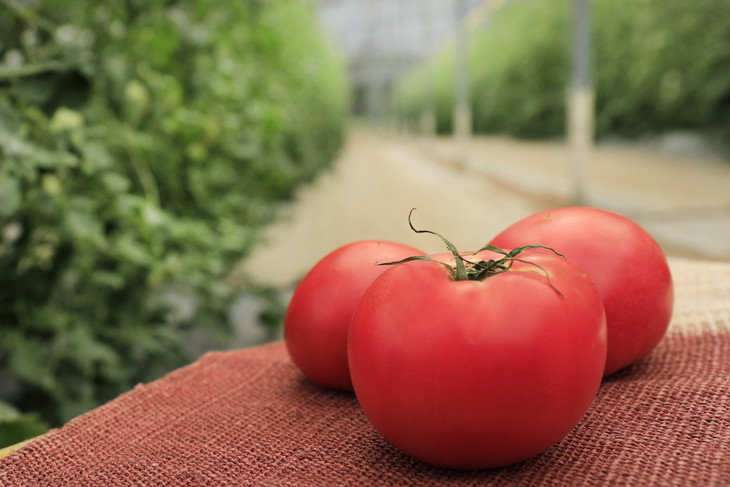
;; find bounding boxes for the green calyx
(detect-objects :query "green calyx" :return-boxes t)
[379,209,566,295]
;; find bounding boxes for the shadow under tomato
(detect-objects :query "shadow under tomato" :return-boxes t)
[602,361,649,383]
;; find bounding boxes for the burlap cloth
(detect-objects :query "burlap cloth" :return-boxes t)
[1,258,729,486]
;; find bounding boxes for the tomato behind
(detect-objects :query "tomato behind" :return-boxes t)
[490,206,674,376]
[285,240,423,390]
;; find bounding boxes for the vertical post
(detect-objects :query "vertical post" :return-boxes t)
[365,81,376,126]
[421,62,437,137]
[453,0,472,154]
[377,78,388,130]
[419,0,437,138]
[568,0,594,205]
[383,79,395,133]
[366,78,384,129]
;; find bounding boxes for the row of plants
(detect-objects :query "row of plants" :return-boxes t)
[0,0,347,445]
[395,0,730,139]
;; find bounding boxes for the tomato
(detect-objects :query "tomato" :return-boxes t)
[284,240,423,391]
[347,247,607,469]
[489,206,674,376]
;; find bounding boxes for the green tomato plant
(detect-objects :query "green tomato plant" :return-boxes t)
[0,0,347,433]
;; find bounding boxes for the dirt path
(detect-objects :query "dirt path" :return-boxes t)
[239,131,730,290]
[239,132,541,288]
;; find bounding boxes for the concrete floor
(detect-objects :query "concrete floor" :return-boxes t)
[240,130,730,290]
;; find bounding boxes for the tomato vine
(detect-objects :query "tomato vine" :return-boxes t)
[379,209,567,296]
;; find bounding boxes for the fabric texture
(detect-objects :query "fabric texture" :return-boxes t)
[1,258,729,486]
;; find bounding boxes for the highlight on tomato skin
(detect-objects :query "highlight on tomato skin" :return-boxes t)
[347,247,608,469]
[489,206,674,377]
[283,240,424,391]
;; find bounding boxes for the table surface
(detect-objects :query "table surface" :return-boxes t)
[1,257,729,486]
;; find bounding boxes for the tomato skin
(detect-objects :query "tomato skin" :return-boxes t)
[348,249,606,469]
[489,207,673,376]
[284,240,423,391]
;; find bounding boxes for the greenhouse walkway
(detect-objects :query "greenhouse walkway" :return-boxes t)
[241,130,730,291]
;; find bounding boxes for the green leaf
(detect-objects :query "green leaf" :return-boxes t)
[7,334,55,392]
[64,201,105,248]
[0,174,21,219]
[65,327,120,377]
[0,401,47,448]
[0,401,20,422]
[0,100,21,134]
[0,129,78,170]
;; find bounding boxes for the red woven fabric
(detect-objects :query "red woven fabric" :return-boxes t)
[1,258,729,486]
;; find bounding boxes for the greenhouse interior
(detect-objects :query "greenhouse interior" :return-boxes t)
[1,0,729,483]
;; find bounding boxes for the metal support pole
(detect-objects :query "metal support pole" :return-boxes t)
[453,0,472,152]
[568,0,594,205]
[419,0,437,138]
[421,62,437,137]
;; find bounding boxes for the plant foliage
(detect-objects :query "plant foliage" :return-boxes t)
[0,0,347,435]
[395,0,730,139]
[0,400,47,448]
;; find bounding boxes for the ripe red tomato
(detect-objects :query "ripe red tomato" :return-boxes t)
[285,240,423,391]
[348,248,607,469]
[489,206,674,376]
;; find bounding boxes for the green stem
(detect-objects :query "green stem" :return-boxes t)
[379,210,567,298]
[407,208,467,280]
[0,61,77,80]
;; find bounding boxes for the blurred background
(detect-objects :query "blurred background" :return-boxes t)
[0,0,728,447]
